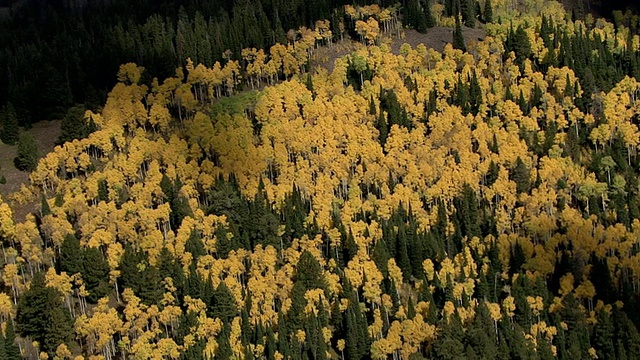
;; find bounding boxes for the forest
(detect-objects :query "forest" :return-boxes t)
[3,0,640,359]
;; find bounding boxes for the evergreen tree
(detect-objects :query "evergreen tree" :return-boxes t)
[14,132,38,172]
[424,0,436,28]
[59,233,83,275]
[58,104,88,145]
[461,0,476,27]
[453,17,467,52]
[210,282,238,324]
[4,320,20,360]
[1,103,18,146]
[83,247,111,302]
[16,272,73,355]
[513,25,532,66]
[138,263,164,305]
[483,0,493,23]
[511,157,531,194]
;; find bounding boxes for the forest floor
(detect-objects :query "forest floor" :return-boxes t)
[312,26,486,72]
[0,120,61,221]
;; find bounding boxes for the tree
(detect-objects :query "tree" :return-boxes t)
[484,0,493,23]
[83,247,111,302]
[14,132,38,172]
[16,272,73,355]
[511,157,530,194]
[1,103,18,146]
[461,0,476,27]
[4,320,21,360]
[453,18,466,52]
[59,234,83,275]
[58,104,88,145]
[210,282,238,324]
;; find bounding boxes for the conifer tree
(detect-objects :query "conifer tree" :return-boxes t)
[59,234,83,275]
[83,247,111,302]
[16,272,73,355]
[453,17,466,52]
[461,0,476,27]
[14,132,38,172]
[4,320,20,360]
[483,0,493,23]
[1,103,18,146]
[424,0,436,28]
[58,104,87,145]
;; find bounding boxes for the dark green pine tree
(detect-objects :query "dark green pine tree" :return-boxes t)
[368,96,377,116]
[453,17,466,52]
[58,104,88,145]
[138,263,164,306]
[511,157,530,194]
[455,75,470,114]
[97,179,109,202]
[118,244,145,295]
[486,160,499,187]
[376,109,389,150]
[469,71,482,115]
[424,0,436,28]
[83,246,111,302]
[16,272,73,355]
[216,324,233,359]
[210,282,238,324]
[40,194,51,218]
[14,132,38,172]
[483,0,493,23]
[461,0,476,27]
[158,247,185,301]
[1,103,18,146]
[185,229,207,259]
[513,25,532,66]
[4,320,20,360]
[518,90,528,114]
[395,225,412,282]
[0,330,7,360]
[59,233,84,275]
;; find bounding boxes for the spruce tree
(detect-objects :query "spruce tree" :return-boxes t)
[14,132,38,172]
[83,247,111,302]
[511,157,531,194]
[4,320,20,360]
[424,0,436,28]
[453,17,467,52]
[210,282,238,324]
[16,272,73,355]
[483,0,493,23]
[59,233,83,275]
[1,103,18,146]
[58,104,87,145]
[461,0,476,27]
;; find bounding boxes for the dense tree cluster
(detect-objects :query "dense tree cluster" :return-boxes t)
[1,1,640,359]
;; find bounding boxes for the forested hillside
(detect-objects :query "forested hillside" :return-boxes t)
[3,0,640,359]
[0,0,401,125]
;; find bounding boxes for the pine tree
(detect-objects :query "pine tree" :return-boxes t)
[59,234,83,275]
[461,0,476,27]
[1,103,18,146]
[16,272,73,355]
[0,330,7,360]
[511,157,531,194]
[14,132,38,172]
[83,247,111,302]
[483,0,493,23]
[4,321,20,360]
[424,0,436,28]
[453,17,467,52]
[210,282,238,324]
[58,104,87,145]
